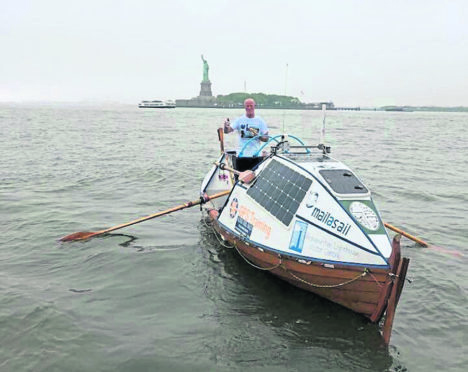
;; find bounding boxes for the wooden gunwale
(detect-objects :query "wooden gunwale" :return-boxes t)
[238,246,389,290]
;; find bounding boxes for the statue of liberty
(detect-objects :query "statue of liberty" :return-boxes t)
[201,55,209,82]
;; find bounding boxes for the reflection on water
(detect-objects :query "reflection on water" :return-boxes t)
[198,222,394,371]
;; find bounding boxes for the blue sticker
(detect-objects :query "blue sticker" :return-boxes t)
[289,220,307,253]
[235,216,253,237]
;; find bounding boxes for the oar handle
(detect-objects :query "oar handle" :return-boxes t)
[214,162,256,184]
[214,161,241,175]
[384,222,428,247]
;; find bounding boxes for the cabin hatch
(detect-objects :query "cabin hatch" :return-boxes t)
[319,169,368,194]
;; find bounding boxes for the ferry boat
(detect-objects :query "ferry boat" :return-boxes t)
[200,129,409,344]
[138,100,176,108]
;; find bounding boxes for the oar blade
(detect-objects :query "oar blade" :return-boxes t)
[427,245,464,258]
[59,231,97,242]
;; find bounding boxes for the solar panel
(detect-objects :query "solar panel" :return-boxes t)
[247,159,312,225]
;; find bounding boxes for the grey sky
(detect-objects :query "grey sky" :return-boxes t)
[2,0,467,106]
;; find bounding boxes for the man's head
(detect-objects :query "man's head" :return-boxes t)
[244,98,256,118]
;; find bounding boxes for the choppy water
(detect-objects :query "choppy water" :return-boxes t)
[1,103,467,371]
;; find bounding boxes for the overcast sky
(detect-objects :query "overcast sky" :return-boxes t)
[1,0,467,106]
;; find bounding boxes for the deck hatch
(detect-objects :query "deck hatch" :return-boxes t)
[247,159,312,225]
[319,169,368,194]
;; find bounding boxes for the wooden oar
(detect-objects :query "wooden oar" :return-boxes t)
[384,222,463,257]
[384,222,428,247]
[217,127,225,154]
[60,190,231,242]
[213,161,256,184]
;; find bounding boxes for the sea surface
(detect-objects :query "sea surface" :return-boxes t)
[1,104,467,371]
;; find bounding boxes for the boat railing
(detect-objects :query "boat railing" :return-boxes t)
[278,143,331,155]
[251,134,331,157]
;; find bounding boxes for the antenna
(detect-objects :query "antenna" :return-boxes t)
[319,103,331,155]
[282,63,288,133]
[320,103,326,144]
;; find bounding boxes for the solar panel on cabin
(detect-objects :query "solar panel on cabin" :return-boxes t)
[247,159,312,226]
[270,202,280,217]
[319,169,368,194]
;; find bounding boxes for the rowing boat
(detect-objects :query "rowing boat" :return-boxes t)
[200,132,409,344]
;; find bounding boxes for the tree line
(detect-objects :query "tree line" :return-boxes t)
[216,92,302,107]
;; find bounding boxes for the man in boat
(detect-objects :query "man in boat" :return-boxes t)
[224,98,269,157]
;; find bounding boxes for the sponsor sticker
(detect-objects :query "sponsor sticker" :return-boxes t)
[349,201,380,231]
[235,216,253,237]
[310,206,352,236]
[237,205,272,240]
[289,220,308,253]
[229,198,239,218]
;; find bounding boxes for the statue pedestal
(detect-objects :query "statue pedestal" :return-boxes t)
[199,81,213,97]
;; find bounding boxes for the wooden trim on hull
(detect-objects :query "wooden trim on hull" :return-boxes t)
[382,256,410,344]
[370,235,402,323]
[208,209,409,344]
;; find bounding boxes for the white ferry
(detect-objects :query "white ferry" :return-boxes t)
[138,100,176,108]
